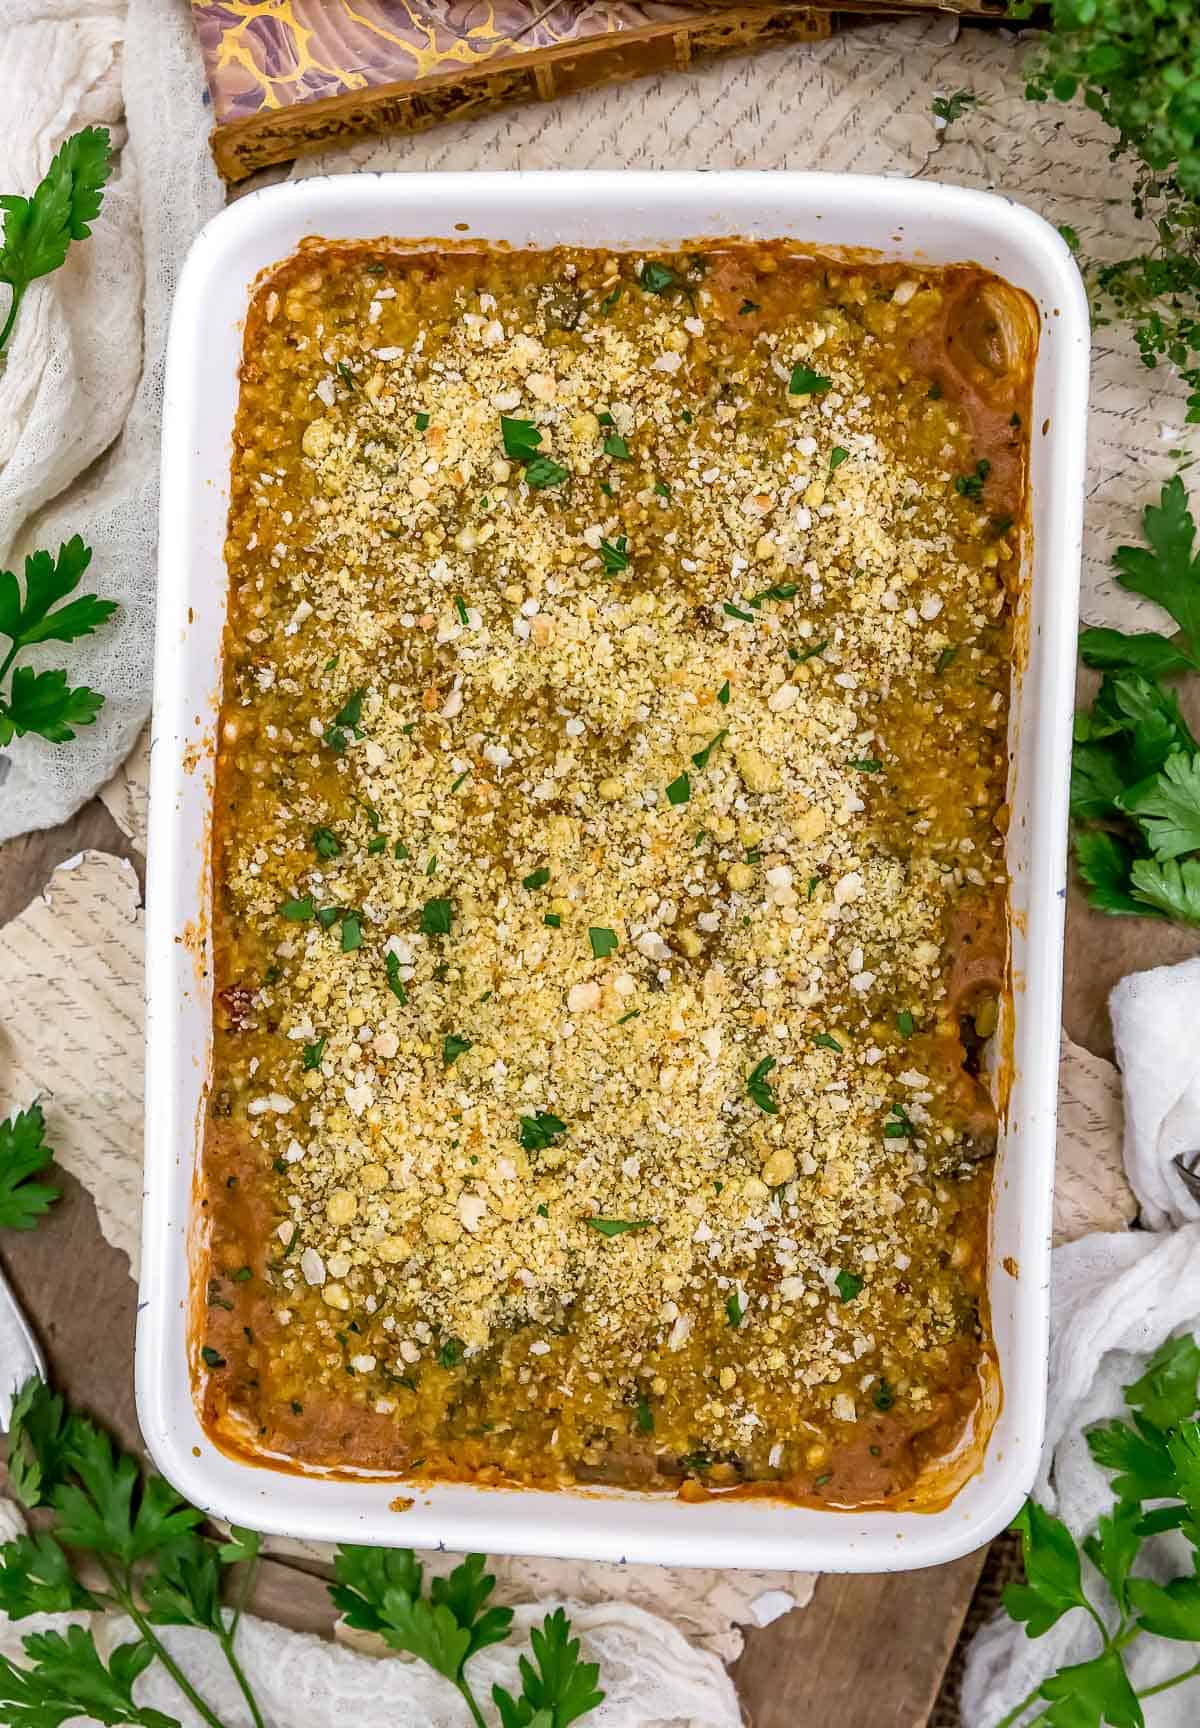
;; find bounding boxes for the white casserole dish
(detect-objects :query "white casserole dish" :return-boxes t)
[140,170,1088,1571]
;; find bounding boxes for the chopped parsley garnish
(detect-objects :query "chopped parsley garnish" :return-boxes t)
[873,1379,896,1412]
[829,446,850,470]
[366,836,387,855]
[500,415,542,461]
[599,285,622,314]
[335,360,355,389]
[524,455,569,489]
[850,757,882,773]
[589,926,618,959]
[749,583,798,606]
[201,1346,226,1369]
[726,1291,745,1328]
[746,1056,778,1114]
[599,535,630,573]
[896,1010,915,1037]
[316,905,340,930]
[636,1395,655,1433]
[536,1203,549,1218]
[339,912,362,952]
[393,839,410,860]
[500,415,569,489]
[834,1270,864,1303]
[420,896,453,936]
[603,433,631,461]
[928,380,943,400]
[738,298,759,315]
[807,875,820,899]
[443,1034,472,1067]
[654,480,671,498]
[519,1111,567,1152]
[935,646,958,674]
[665,771,691,805]
[691,730,727,770]
[884,1103,916,1139]
[788,364,832,395]
[231,1265,253,1282]
[717,680,730,705]
[522,866,551,890]
[638,260,676,295]
[454,595,469,626]
[544,913,561,928]
[792,638,828,663]
[616,1008,641,1024]
[955,458,991,500]
[450,770,470,793]
[585,1217,653,1237]
[302,1037,326,1071]
[813,1032,842,1053]
[385,951,407,1003]
[723,601,754,622]
[323,686,365,752]
[425,854,437,876]
[597,411,614,427]
[280,894,315,921]
[437,1337,465,1369]
[680,408,693,424]
[415,410,430,430]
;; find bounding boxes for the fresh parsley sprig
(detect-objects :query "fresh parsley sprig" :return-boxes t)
[0,536,117,745]
[1071,478,1200,925]
[0,126,112,354]
[330,1546,604,1728]
[995,1333,1200,1728]
[3,1376,265,1728]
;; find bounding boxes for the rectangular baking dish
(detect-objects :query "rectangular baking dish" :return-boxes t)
[140,170,1088,1571]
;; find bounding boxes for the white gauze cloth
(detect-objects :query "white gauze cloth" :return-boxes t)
[0,0,221,839]
[963,958,1200,1727]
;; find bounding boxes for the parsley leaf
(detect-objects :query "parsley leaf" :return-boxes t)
[6,1378,72,1509]
[896,1010,915,1037]
[339,911,362,952]
[1039,1649,1141,1728]
[500,417,569,490]
[1087,1416,1178,1502]
[691,730,727,770]
[0,537,117,744]
[420,896,453,936]
[665,771,691,805]
[814,1032,842,1053]
[599,535,629,574]
[1079,625,1197,676]
[312,825,340,858]
[0,1627,177,1728]
[443,1034,472,1067]
[638,261,676,295]
[1124,750,1200,858]
[492,1606,604,1728]
[1113,476,1200,650]
[522,866,551,890]
[1075,830,1156,918]
[717,680,731,705]
[746,1056,778,1114]
[636,1395,655,1433]
[0,127,113,354]
[726,1291,745,1327]
[829,446,850,470]
[749,583,798,606]
[1130,855,1200,923]
[585,1217,653,1237]
[1004,1500,1092,1637]
[955,459,992,500]
[931,88,978,128]
[519,1111,567,1152]
[0,1530,96,1620]
[0,1104,58,1231]
[588,926,618,959]
[331,1546,514,1709]
[1125,1333,1200,1429]
[723,601,754,622]
[1082,1501,1142,1615]
[834,1270,863,1303]
[788,365,832,395]
[603,433,631,461]
[302,1037,326,1071]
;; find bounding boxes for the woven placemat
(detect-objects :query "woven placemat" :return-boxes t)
[930,1532,1023,1727]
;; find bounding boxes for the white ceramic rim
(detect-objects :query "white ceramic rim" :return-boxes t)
[140,170,1089,1570]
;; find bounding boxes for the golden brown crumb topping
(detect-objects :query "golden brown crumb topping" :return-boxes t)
[200,241,1027,1505]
